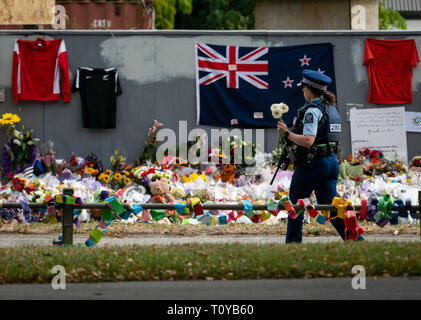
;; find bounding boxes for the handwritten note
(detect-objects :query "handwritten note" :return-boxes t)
[350,107,407,163]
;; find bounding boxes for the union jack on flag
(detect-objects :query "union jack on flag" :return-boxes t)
[197,42,269,89]
[195,42,336,128]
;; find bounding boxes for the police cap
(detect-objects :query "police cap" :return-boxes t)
[297,69,331,91]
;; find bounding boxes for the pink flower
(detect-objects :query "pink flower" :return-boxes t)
[148,120,163,136]
[43,155,55,166]
[153,119,163,128]
[370,150,381,158]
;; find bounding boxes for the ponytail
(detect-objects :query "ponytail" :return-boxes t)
[322,90,336,105]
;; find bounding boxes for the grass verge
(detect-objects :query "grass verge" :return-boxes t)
[0,242,420,284]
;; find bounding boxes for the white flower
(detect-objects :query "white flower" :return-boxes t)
[271,102,289,119]
[279,103,289,114]
[13,130,23,139]
[272,109,282,119]
[270,103,281,113]
[27,141,33,145]
[13,138,21,146]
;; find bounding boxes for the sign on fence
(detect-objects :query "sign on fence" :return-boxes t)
[350,106,408,163]
[405,111,421,133]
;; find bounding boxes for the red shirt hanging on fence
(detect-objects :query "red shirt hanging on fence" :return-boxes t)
[364,38,419,104]
[12,38,71,103]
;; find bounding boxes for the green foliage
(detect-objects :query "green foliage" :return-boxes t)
[136,120,164,165]
[379,2,407,30]
[110,150,127,172]
[175,0,254,30]
[154,0,193,29]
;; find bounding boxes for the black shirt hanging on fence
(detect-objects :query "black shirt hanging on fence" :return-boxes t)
[72,67,123,129]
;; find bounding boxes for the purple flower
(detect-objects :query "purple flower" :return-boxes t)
[100,190,109,200]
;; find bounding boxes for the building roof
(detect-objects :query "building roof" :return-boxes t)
[383,0,421,14]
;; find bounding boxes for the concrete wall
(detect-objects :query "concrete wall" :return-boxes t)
[0,30,420,167]
[350,0,379,30]
[255,0,379,31]
[255,0,351,30]
[406,19,421,31]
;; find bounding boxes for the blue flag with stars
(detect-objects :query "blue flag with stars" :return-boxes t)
[195,42,336,128]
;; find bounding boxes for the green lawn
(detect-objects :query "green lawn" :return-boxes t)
[0,242,419,284]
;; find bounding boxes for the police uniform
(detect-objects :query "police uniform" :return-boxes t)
[285,70,346,243]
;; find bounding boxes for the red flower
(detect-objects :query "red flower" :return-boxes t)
[12,178,24,192]
[141,168,156,177]
[363,148,370,155]
[371,157,381,164]
[370,150,380,158]
[7,172,14,179]
[414,159,421,166]
[70,155,78,167]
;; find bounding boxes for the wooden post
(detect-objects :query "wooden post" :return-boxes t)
[61,188,74,245]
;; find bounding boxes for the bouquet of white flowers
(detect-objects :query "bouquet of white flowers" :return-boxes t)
[270,103,289,119]
[270,103,290,159]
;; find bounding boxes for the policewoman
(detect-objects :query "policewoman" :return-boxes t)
[277,69,360,243]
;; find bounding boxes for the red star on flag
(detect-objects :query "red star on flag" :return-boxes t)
[282,76,294,88]
[299,55,311,66]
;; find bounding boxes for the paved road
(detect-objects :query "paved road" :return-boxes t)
[0,278,420,300]
[0,234,419,247]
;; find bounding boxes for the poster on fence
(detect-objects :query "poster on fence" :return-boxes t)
[349,106,408,163]
[405,111,421,133]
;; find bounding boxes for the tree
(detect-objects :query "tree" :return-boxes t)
[379,1,407,30]
[154,0,193,29]
[175,0,254,30]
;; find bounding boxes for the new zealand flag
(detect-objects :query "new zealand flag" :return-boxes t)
[195,42,336,128]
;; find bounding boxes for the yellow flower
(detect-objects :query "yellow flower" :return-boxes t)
[124,177,131,185]
[114,173,122,181]
[103,175,110,183]
[125,171,131,177]
[0,113,21,126]
[106,169,112,175]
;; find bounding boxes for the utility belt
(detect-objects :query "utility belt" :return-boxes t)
[293,142,338,168]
